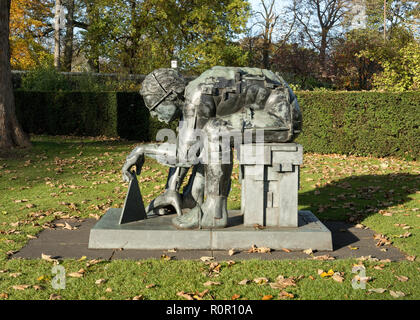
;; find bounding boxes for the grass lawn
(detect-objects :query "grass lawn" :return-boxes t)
[0,135,419,300]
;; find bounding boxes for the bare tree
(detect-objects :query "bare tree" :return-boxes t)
[251,0,296,69]
[291,0,349,72]
[0,0,31,149]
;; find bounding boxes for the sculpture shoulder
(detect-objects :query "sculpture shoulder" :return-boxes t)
[185,66,287,98]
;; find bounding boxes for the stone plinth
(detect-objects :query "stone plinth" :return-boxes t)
[88,209,332,251]
[239,143,303,227]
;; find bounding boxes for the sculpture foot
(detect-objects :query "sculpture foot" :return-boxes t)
[172,196,228,229]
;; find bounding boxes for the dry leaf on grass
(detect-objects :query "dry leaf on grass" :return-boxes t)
[231,294,241,300]
[269,275,296,289]
[395,275,409,282]
[68,268,85,278]
[132,295,144,300]
[203,281,221,287]
[390,290,405,298]
[261,295,273,300]
[253,277,269,285]
[146,283,156,289]
[49,294,62,300]
[312,255,335,261]
[95,279,107,285]
[368,288,386,294]
[9,272,21,278]
[238,279,250,285]
[332,273,344,283]
[12,284,30,290]
[176,291,194,300]
[278,291,294,299]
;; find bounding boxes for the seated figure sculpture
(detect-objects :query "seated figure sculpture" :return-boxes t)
[122,66,302,229]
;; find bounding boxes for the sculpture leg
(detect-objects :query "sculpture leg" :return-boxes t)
[181,164,205,209]
[172,119,233,229]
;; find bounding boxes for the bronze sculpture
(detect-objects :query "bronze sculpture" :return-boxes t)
[122,66,302,229]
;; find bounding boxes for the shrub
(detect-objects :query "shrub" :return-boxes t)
[14,91,175,141]
[14,90,420,159]
[295,91,420,160]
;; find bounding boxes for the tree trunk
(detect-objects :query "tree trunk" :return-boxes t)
[63,0,75,72]
[319,27,328,74]
[54,0,62,70]
[0,0,31,149]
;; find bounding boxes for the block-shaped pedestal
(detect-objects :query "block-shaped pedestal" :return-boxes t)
[240,143,303,227]
[88,209,333,251]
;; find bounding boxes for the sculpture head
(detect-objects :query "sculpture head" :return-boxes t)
[140,68,186,123]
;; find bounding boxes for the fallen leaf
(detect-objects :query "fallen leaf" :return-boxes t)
[177,291,194,300]
[269,275,296,289]
[68,269,85,278]
[312,255,335,261]
[406,255,416,261]
[95,279,107,285]
[161,254,172,261]
[332,272,344,283]
[49,294,62,300]
[41,253,56,262]
[146,283,156,289]
[368,288,386,294]
[32,285,43,291]
[0,293,8,299]
[200,256,214,262]
[303,248,313,255]
[261,295,273,300]
[395,275,409,282]
[282,248,291,253]
[105,288,112,293]
[231,294,241,300]
[238,279,250,285]
[390,290,405,298]
[203,281,221,287]
[132,295,144,300]
[228,248,237,256]
[9,272,21,278]
[12,284,30,290]
[253,277,269,285]
[278,290,294,299]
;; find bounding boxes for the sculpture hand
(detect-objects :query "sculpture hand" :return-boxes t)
[146,189,183,216]
[122,153,145,182]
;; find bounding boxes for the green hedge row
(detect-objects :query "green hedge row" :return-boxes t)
[14,91,175,141]
[14,90,419,159]
[295,91,419,160]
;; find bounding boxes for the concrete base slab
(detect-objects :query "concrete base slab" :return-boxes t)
[88,209,333,251]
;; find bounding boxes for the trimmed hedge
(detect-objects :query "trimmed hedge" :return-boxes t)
[13,90,420,159]
[14,91,176,141]
[295,91,419,160]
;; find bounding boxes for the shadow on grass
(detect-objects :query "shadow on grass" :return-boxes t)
[299,173,419,222]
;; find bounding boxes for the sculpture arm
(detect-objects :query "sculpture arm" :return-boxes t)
[121,143,176,182]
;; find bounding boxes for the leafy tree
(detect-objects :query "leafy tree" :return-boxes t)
[9,0,54,69]
[358,28,420,91]
[79,0,250,74]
